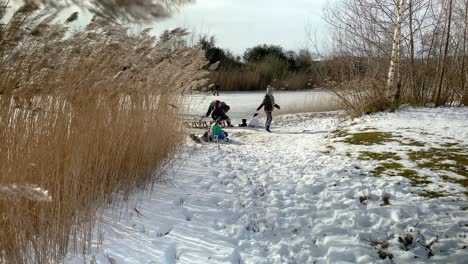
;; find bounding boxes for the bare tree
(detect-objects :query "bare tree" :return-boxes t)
[386,0,405,109]
[435,0,454,106]
[462,0,468,105]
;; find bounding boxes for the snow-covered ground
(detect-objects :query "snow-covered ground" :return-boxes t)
[65,107,468,264]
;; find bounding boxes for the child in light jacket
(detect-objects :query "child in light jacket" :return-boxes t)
[256,85,280,132]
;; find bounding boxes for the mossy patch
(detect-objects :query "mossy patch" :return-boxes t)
[419,190,447,199]
[398,170,431,186]
[460,206,468,211]
[441,142,459,148]
[358,151,401,161]
[441,175,468,188]
[331,129,349,138]
[340,132,394,145]
[399,139,425,147]
[372,162,403,176]
[372,165,431,186]
[408,147,468,180]
[359,127,378,131]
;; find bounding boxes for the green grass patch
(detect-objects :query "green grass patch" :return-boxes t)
[398,170,432,186]
[340,132,394,145]
[399,139,425,147]
[408,147,468,179]
[419,190,447,199]
[441,142,459,148]
[358,151,401,161]
[359,127,377,131]
[372,162,403,176]
[331,129,349,138]
[441,175,468,188]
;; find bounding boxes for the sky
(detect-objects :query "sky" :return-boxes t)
[151,0,332,56]
[6,0,332,56]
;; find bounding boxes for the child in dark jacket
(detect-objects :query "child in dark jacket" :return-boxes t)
[256,85,280,132]
[211,105,232,126]
[205,100,226,117]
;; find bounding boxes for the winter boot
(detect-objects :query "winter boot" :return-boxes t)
[266,125,271,133]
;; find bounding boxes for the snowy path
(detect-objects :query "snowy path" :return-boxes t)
[66,109,468,264]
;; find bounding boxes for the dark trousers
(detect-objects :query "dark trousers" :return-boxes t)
[265,111,272,127]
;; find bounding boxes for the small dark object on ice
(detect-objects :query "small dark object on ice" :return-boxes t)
[238,119,247,127]
[189,134,202,144]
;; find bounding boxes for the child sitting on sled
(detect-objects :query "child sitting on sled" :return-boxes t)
[210,120,229,141]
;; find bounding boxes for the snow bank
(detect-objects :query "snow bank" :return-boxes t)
[65,107,468,264]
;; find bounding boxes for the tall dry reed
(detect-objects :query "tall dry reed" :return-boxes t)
[0,3,208,263]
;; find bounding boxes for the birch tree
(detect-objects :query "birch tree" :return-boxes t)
[386,0,405,108]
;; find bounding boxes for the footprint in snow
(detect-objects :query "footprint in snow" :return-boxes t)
[156,224,173,238]
[181,208,194,221]
[174,195,186,206]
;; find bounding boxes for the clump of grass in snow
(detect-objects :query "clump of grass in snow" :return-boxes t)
[380,192,391,206]
[0,5,208,263]
[339,131,394,145]
[358,151,401,161]
[336,127,466,198]
[399,139,426,147]
[372,162,403,176]
[359,193,369,205]
[409,148,468,179]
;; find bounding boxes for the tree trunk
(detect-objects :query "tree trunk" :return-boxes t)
[408,0,417,102]
[386,0,405,111]
[435,0,453,106]
[462,0,468,105]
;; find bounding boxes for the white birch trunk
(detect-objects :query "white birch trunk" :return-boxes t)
[386,0,405,100]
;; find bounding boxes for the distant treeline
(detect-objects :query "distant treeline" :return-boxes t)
[199,36,327,91]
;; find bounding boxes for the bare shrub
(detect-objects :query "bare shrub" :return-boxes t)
[332,78,391,117]
[0,5,208,263]
[324,0,468,112]
[211,64,325,91]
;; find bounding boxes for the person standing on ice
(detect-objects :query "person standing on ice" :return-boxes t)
[256,85,280,132]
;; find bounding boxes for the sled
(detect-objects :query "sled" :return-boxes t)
[184,120,229,129]
[189,133,229,144]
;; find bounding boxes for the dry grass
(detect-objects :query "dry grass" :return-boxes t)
[210,63,325,91]
[0,4,208,263]
[18,0,193,22]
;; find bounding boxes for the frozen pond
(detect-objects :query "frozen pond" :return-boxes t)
[184,89,341,124]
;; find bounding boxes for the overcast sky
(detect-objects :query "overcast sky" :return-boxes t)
[7,0,332,56]
[153,0,332,55]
